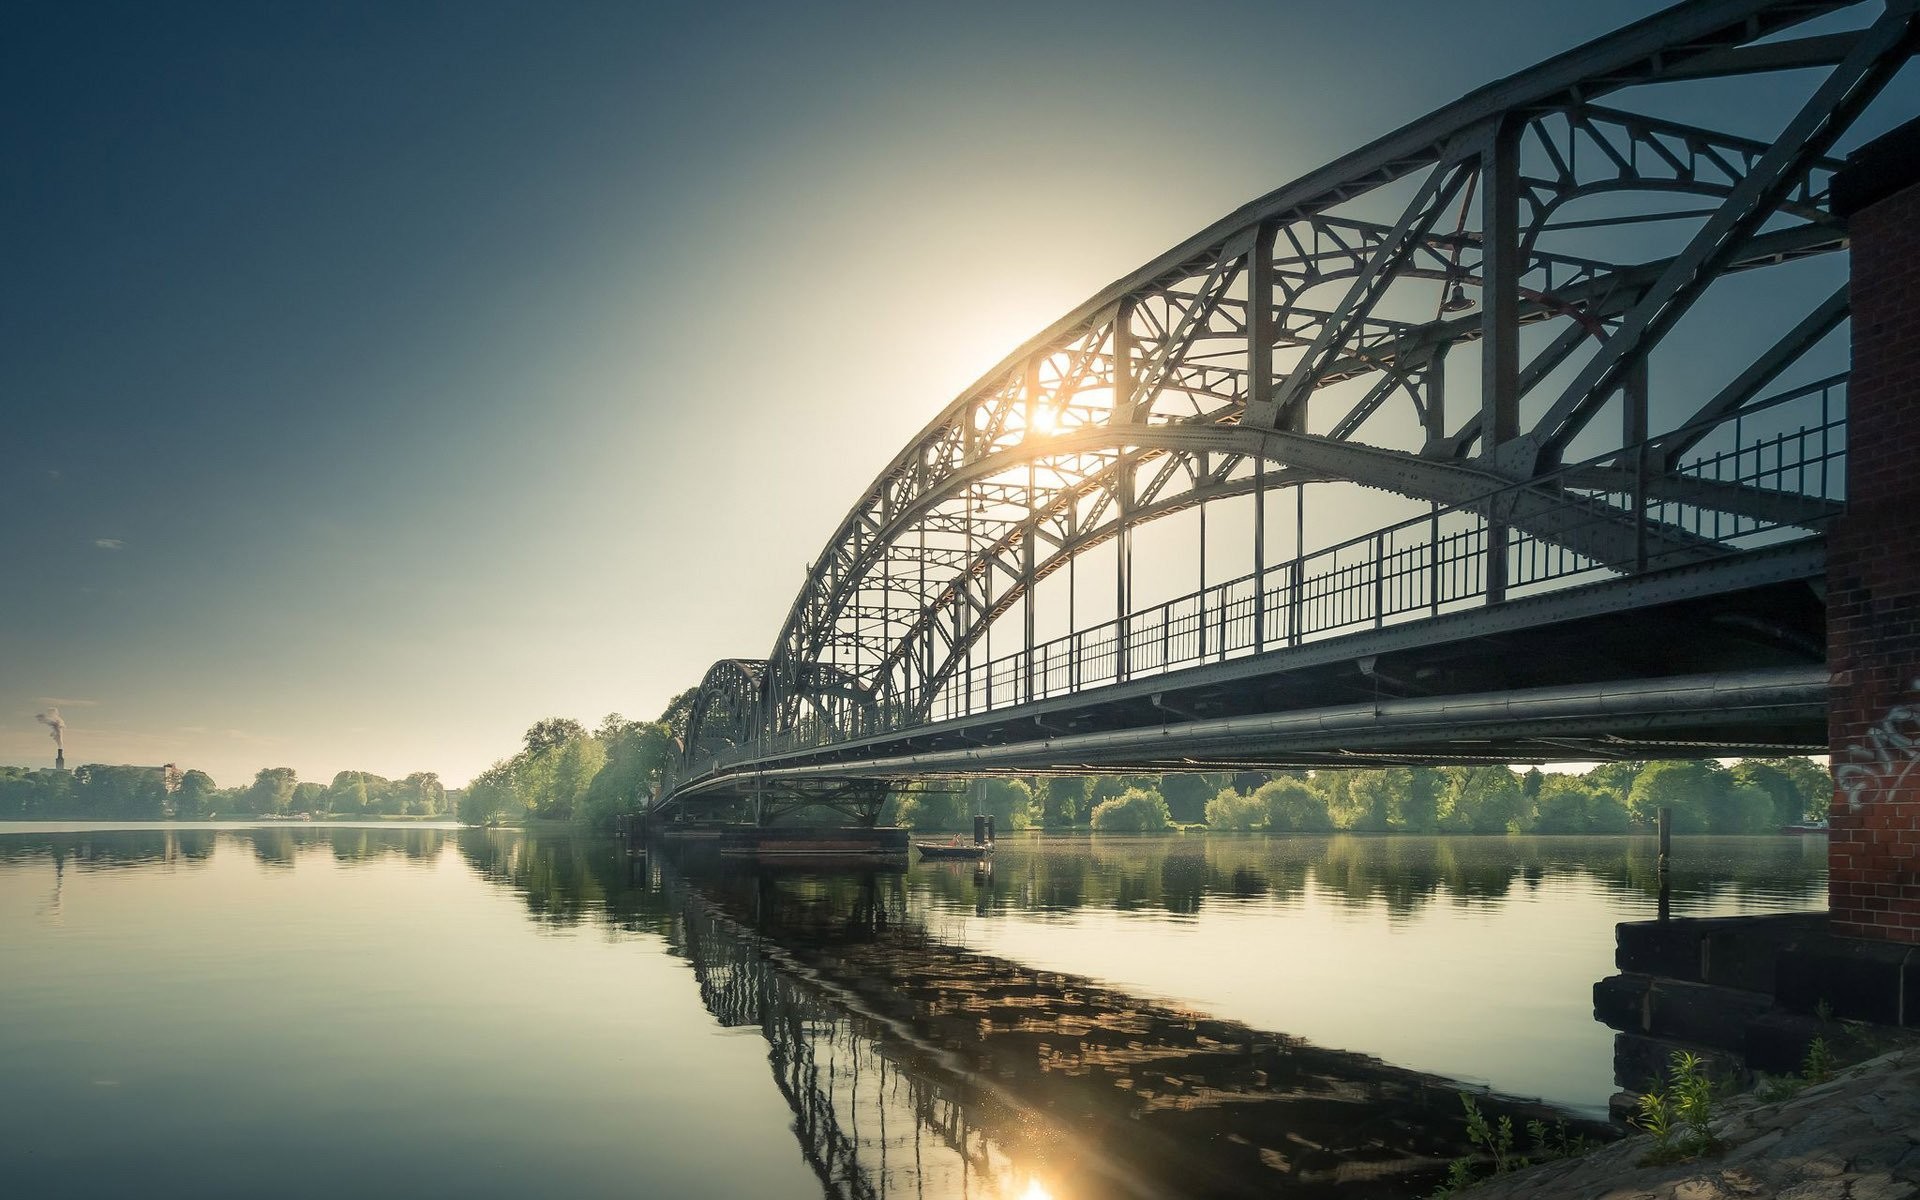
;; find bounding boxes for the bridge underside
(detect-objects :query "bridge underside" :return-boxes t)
[667,546,1825,812]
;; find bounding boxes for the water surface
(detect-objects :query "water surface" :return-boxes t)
[0,824,1825,1198]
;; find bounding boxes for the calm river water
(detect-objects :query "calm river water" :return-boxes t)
[0,824,1826,1199]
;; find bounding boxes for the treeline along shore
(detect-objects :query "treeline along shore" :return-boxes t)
[4,685,1831,836]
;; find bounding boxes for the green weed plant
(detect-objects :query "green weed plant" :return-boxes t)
[1430,1097,1593,1197]
[1636,1050,1724,1166]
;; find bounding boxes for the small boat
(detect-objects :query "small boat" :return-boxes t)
[915,840,992,860]
[1780,820,1829,835]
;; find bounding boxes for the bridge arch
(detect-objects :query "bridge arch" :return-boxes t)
[677,659,766,785]
[658,0,1905,819]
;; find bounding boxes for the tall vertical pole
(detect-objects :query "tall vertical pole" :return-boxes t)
[965,482,975,715]
[1427,350,1446,615]
[853,573,862,737]
[1069,521,1078,691]
[881,555,891,728]
[1250,222,1275,652]
[1022,522,1036,702]
[983,545,993,711]
[1197,452,1208,661]
[1113,301,1134,682]
[1024,357,1040,705]
[918,524,929,715]
[1290,485,1305,646]
[1254,457,1267,651]
[1626,358,1650,574]
[1480,119,1520,605]
[1117,462,1132,682]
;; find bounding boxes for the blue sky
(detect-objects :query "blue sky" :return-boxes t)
[1,1,1906,785]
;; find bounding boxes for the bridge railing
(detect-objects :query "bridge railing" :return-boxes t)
[922,378,1845,727]
[677,380,1845,780]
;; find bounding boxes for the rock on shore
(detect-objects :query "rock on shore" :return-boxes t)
[1462,1049,1920,1200]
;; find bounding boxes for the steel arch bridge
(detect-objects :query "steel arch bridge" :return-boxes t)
[656,0,1917,825]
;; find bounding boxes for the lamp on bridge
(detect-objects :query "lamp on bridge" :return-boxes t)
[1440,279,1476,313]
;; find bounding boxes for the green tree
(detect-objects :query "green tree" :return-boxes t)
[1257,777,1333,833]
[329,771,370,815]
[657,689,700,742]
[1627,760,1722,832]
[537,737,606,821]
[291,781,328,814]
[1444,767,1528,834]
[243,768,299,816]
[1532,775,1593,833]
[975,778,1036,831]
[1398,768,1444,832]
[1587,788,1632,833]
[1041,776,1087,829]
[1090,787,1172,833]
[895,784,969,831]
[174,769,218,820]
[1711,782,1776,834]
[1583,761,1644,800]
[1750,756,1830,823]
[73,765,168,819]
[1339,771,1398,832]
[579,721,672,831]
[1087,775,1154,807]
[1205,787,1266,831]
[399,771,446,815]
[459,762,519,825]
[1160,773,1218,824]
[523,718,588,757]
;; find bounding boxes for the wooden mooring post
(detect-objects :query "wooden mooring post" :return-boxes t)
[1657,806,1672,923]
[613,812,647,885]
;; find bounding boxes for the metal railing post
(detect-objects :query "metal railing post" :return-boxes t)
[1217,587,1228,659]
[1373,532,1386,627]
[1288,556,1303,646]
[1195,590,1205,662]
[1254,459,1266,651]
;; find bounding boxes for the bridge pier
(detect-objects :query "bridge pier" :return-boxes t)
[1827,116,1920,944]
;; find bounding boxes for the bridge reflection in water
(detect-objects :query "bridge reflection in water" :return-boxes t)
[460,831,1612,1200]
[678,857,1614,1199]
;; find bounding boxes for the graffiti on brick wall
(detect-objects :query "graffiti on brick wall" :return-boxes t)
[1835,677,1920,811]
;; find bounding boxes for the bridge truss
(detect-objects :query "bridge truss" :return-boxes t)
[659,0,1917,823]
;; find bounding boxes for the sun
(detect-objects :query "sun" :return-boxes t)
[1028,406,1057,435]
[1018,1180,1055,1200]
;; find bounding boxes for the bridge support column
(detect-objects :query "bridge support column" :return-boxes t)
[1826,118,1920,944]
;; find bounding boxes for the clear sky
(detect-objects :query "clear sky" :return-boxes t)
[0,1,1902,787]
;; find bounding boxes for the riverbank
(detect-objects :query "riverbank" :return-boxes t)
[1462,1047,1920,1199]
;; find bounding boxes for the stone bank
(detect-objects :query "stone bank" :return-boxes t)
[1463,1049,1920,1200]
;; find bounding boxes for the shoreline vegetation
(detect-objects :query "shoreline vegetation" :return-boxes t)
[1447,1045,1920,1199]
[3,691,1831,836]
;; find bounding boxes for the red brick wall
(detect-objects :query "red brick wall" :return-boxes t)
[1828,178,1920,943]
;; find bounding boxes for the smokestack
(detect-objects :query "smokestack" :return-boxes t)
[36,709,66,770]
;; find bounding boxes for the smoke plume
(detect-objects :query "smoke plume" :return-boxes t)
[36,708,65,749]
